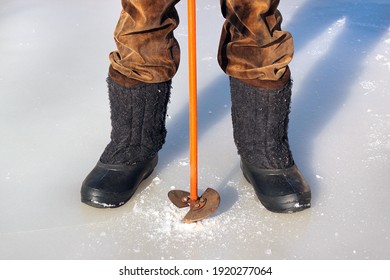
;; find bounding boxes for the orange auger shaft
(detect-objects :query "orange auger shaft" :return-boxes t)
[168,9,221,221]
[188,0,198,201]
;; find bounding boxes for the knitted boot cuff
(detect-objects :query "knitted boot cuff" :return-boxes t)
[100,77,171,165]
[230,77,294,169]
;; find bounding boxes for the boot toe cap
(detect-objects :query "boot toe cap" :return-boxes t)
[81,157,157,208]
[241,161,311,213]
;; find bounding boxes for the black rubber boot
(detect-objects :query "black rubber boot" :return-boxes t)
[81,77,171,208]
[230,77,311,213]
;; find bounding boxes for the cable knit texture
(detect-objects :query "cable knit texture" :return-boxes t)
[100,77,171,165]
[230,77,294,169]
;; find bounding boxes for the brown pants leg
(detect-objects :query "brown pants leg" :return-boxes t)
[218,0,294,88]
[109,0,181,85]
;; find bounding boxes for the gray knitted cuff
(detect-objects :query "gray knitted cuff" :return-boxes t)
[100,77,171,165]
[230,77,294,169]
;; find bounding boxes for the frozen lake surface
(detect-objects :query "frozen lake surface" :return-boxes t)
[1,0,390,259]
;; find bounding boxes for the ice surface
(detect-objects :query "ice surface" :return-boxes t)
[1,0,390,259]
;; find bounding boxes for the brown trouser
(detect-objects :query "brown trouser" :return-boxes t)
[109,0,293,88]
